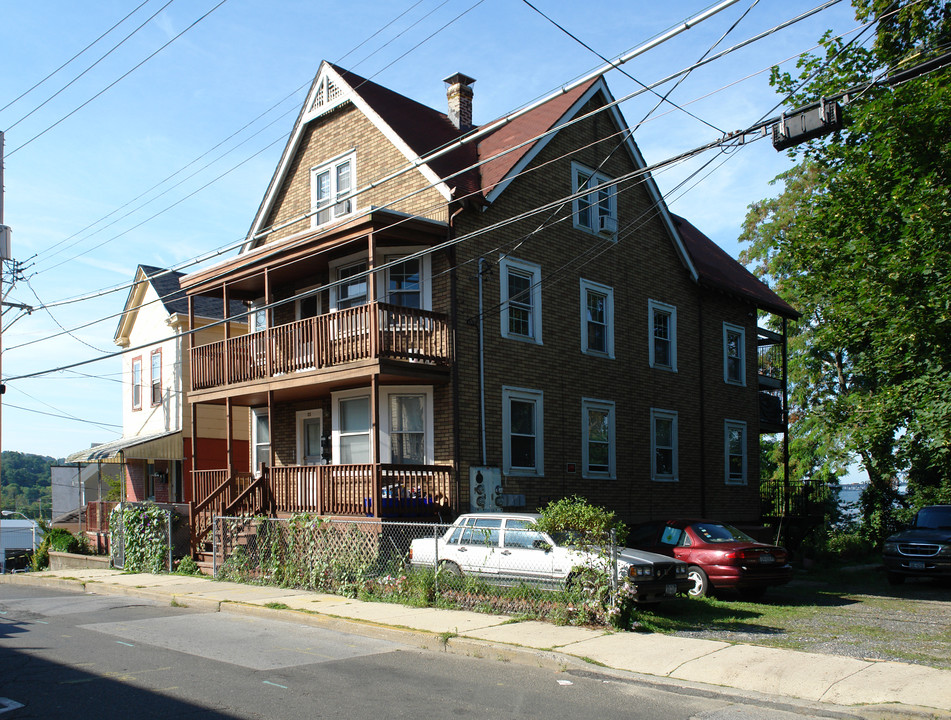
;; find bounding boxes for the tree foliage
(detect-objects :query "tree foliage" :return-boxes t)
[740,0,951,543]
[1,451,59,520]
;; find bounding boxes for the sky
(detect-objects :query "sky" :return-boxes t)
[0,0,864,461]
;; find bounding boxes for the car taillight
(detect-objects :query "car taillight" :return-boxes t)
[725,549,757,561]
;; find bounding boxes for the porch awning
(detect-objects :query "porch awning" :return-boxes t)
[66,430,183,464]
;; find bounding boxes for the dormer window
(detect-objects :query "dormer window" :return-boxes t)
[312,152,356,227]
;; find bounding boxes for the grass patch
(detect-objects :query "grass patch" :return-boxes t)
[264,602,290,610]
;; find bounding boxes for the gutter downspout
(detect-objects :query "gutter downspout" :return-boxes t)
[478,257,487,467]
[449,205,465,515]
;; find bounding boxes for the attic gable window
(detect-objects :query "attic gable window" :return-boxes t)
[308,75,345,116]
[311,152,356,227]
[572,161,617,237]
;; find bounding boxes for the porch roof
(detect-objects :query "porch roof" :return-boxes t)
[66,430,183,464]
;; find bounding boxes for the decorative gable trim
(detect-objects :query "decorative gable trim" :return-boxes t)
[244,62,452,253]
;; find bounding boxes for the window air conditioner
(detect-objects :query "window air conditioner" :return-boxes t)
[598,215,618,236]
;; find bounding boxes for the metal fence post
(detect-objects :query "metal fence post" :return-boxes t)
[610,528,618,606]
[212,515,218,578]
[433,523,439,594]
[167,509,173,572]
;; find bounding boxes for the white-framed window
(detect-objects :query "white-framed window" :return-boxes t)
[311,151,356,227]
[580,279,614,357]
[296,287,321,320]
[648,299,677,371]
[251,407,270,473]
[332,389,372,464]
[725,419,747,485]
[131,356,142,410]
[651,409,679,482]
[500,256,543,344]
[249,298,267,332]
[336,261,368,310]
[380,386,434,465]
[723,322,746,385]
[150,349,162,406]
[572,161,617,235]
[502,386,544,476]
[384,255,421,309]
[582,398,615,478]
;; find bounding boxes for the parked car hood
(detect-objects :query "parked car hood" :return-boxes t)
[887,527,951,544]
[617,546,682,566]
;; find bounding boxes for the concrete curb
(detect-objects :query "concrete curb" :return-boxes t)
[5,571,949,718]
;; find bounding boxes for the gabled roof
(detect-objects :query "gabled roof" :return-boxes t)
[672,215,800,319]
[114,265,245,345]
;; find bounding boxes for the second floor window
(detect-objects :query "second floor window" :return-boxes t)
[150,350,162,406]
[649,300,677,371]
[724,323,746,385]
[312,153,355,227]
[580,279,614,357]
[386,257,421,309]
[337,262,368,310]
[500,257,542,344]
[131,357,142,410]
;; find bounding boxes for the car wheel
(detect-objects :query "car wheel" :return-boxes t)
[887,571,905,586]
[686,566,709,597]
[439,561,462,576]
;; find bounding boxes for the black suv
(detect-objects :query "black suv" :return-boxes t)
[882,505,951,585]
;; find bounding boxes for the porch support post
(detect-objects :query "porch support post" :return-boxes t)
[188,294,198,501]
[371,373,381,518]
[264,269,272,377]
[225,397,233,478]
[368,232,378,358]
[222,284,231,385]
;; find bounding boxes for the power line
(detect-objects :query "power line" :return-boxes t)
[7,0,232,156]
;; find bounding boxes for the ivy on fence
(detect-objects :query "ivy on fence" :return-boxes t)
[110,503,170,573]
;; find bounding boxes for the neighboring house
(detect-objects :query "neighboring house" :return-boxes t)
[179,62,798,550]
[67,265,249,511]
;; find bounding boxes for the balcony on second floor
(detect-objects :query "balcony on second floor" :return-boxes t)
[189,302,452,399]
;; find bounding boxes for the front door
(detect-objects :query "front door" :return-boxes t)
[297,411,324,466]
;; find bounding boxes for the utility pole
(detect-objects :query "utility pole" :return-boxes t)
[0,130,8,566]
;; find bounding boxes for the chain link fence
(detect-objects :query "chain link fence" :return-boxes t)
[110,502,191,571]
[210,516,684,626]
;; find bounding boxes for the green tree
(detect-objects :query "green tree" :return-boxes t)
[740,0,951,544]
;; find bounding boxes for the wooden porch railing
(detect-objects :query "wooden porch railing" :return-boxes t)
[190,303,452,391]
[189,469,255,551]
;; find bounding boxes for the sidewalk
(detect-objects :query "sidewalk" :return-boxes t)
[5,568,950,716]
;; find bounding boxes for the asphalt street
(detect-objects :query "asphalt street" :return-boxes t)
[0,584,865,720]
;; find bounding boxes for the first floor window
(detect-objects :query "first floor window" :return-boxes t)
[502,386,543,475]
[338,394,371,463]
[500,257,542,344]
[131,357,142,410]
[651,409,678,481]
[724,323,746,385]
[582,398,615,478]
[725,420,747,485]
[251,408,270,473]
[389,394,425,464]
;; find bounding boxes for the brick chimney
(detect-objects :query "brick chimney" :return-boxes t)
[444,72,476,130]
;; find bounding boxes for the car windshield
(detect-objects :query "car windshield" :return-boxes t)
[692,522,756,543]
[916,507,951,529]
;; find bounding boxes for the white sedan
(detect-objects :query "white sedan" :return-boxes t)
[409,513,691,603]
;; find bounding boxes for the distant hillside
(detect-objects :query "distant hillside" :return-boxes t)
[1,450,59,520]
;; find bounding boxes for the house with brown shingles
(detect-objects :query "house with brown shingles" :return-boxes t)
[179,62,797,553]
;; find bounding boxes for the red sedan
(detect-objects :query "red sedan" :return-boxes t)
[629,519,792,599]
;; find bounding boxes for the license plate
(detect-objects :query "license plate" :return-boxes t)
[665,583,677,596]
[910,561,925,570]
[759,554,775,564]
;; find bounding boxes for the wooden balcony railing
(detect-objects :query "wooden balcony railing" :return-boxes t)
[190,303,452,391]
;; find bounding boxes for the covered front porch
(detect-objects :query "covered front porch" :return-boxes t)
[189,463,452,552]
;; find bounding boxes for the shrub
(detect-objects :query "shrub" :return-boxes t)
[535,495,628,546]
[174,555,203,576]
